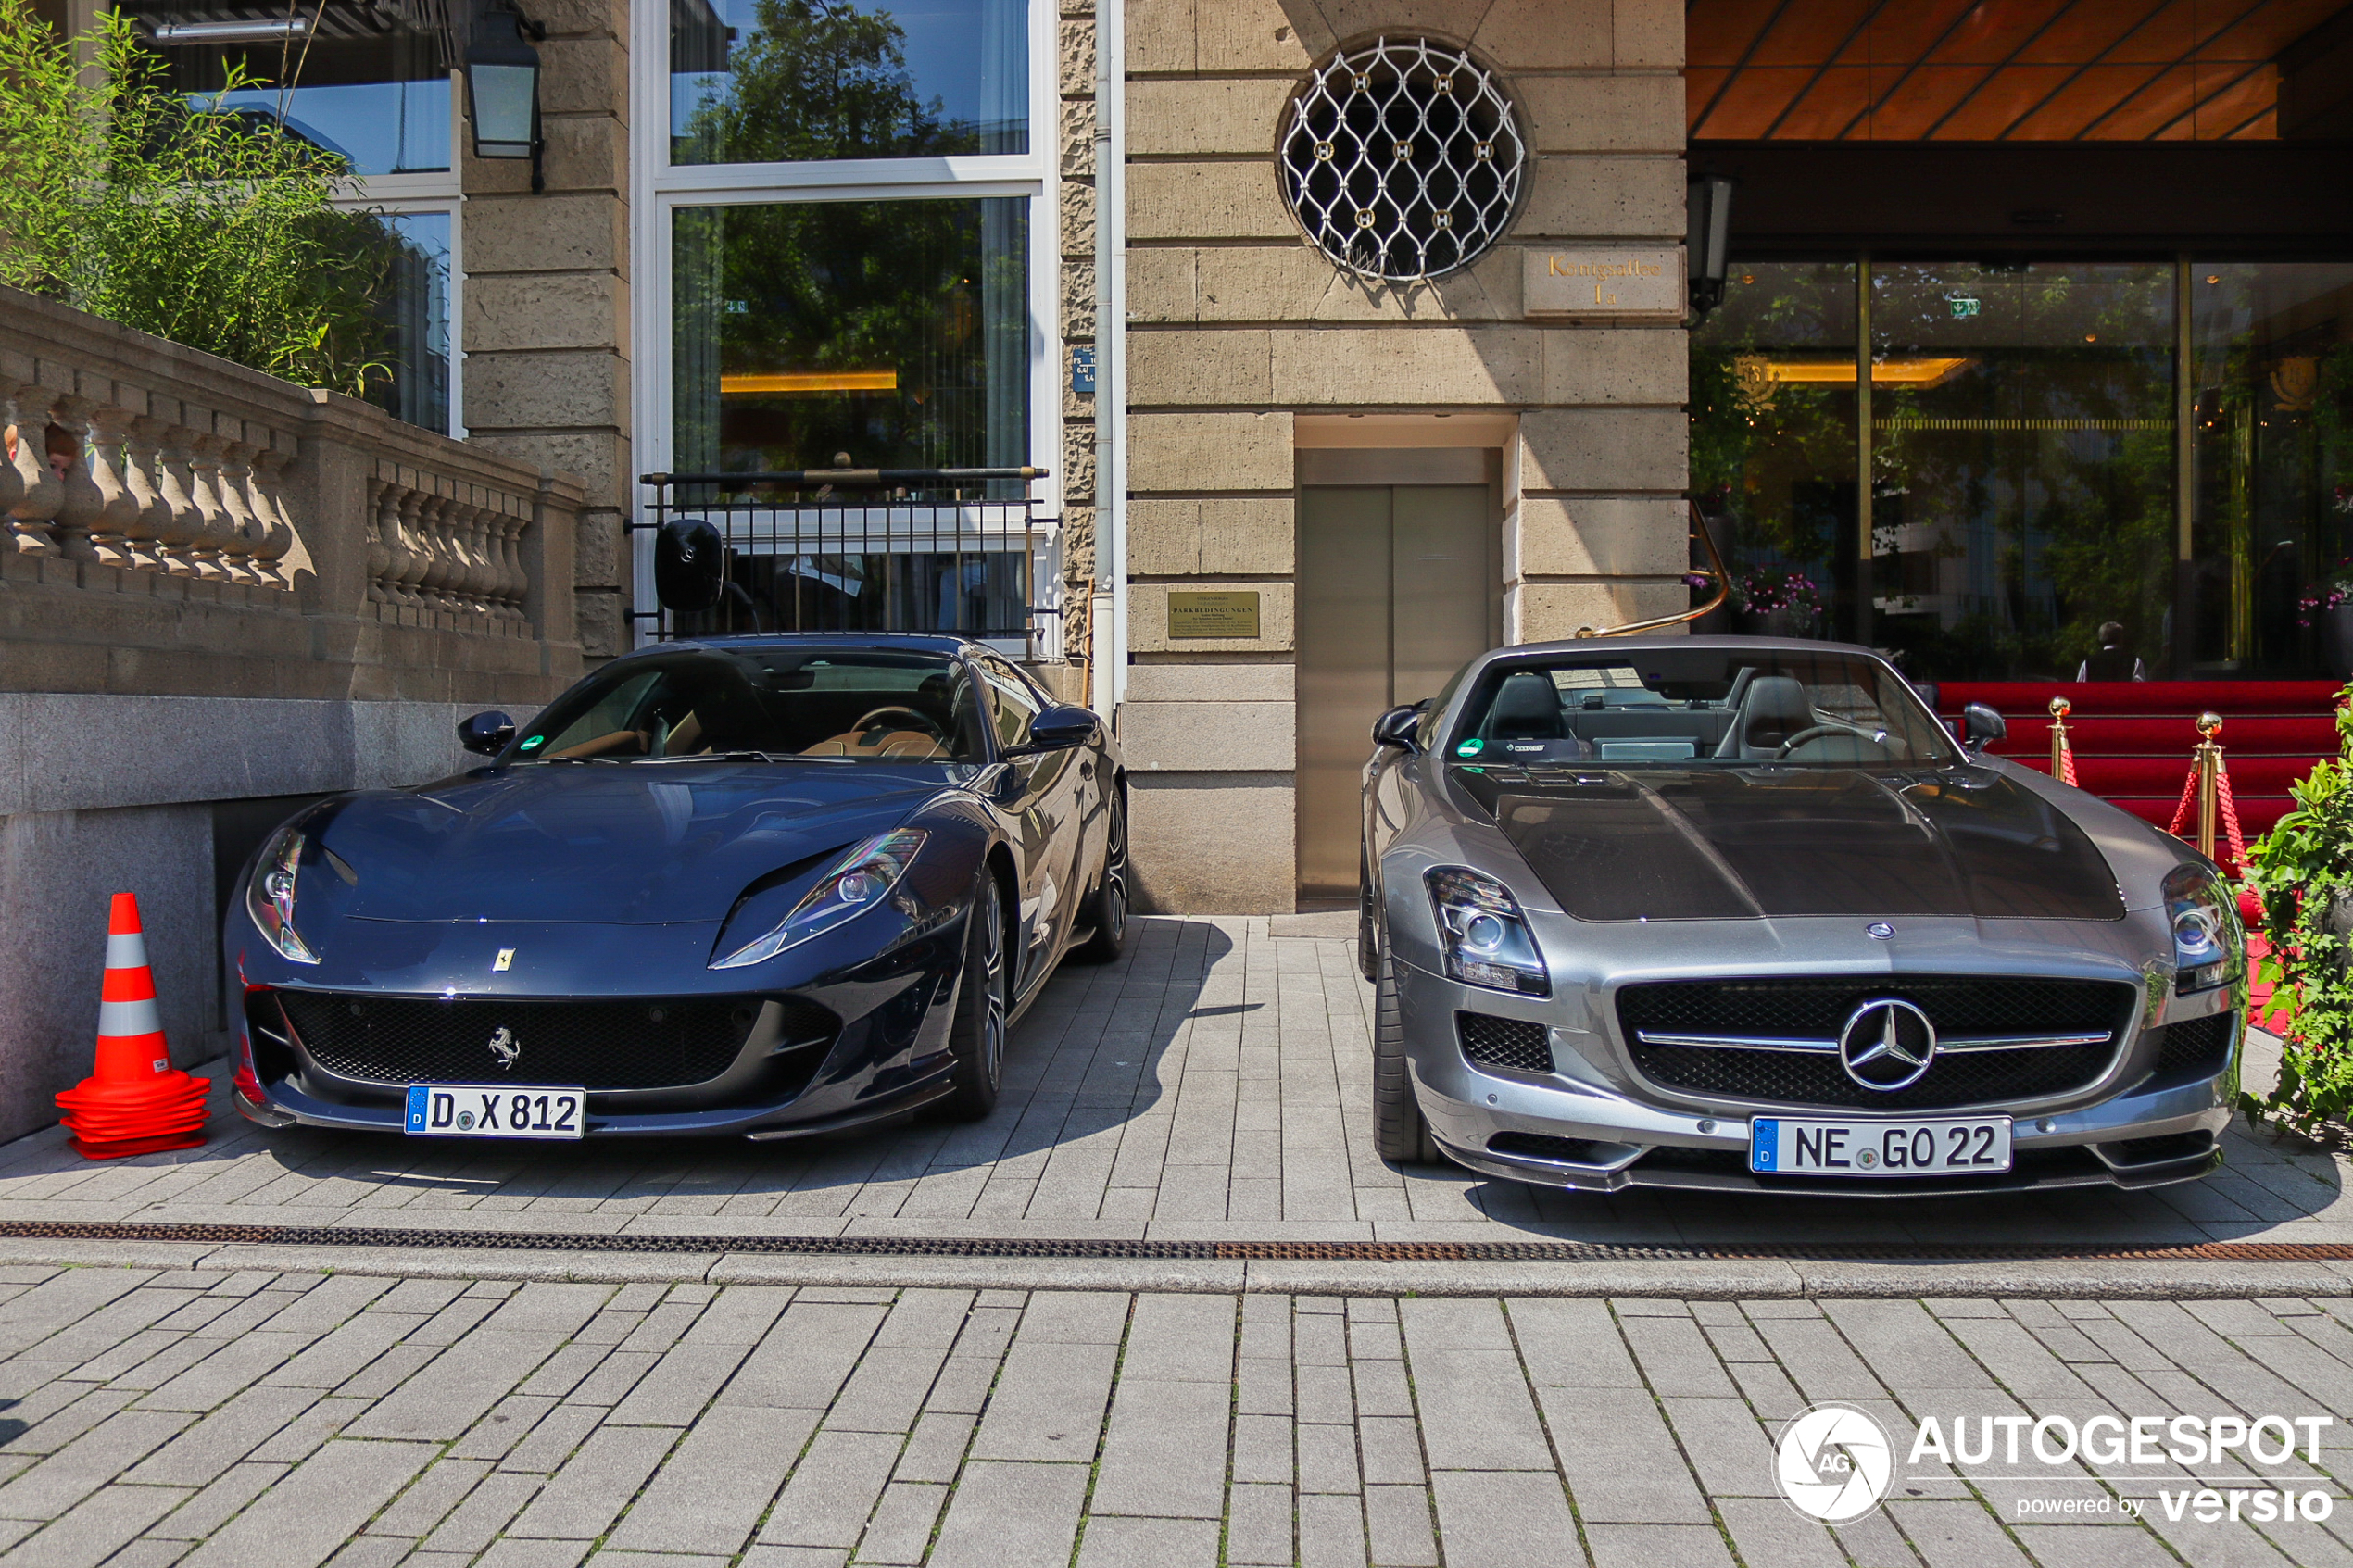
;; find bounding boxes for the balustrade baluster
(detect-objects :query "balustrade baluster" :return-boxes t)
[183,435,233,580]
[214,441,263,584]
[394,487,433,609]
[245,446,296,587]
[84,407,141,570]
[119,417,169,573]
[5,383,63,557]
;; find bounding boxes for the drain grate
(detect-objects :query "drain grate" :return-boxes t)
[0,1219,2348,1265]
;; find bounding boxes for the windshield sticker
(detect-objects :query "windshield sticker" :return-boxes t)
[519,735,546,751]
[1456,738,1484,757]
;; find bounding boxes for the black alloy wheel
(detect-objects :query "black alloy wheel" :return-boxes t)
[1370,946,1441,1165]
[1072,787,1129,963]
[940,872,1009,1120]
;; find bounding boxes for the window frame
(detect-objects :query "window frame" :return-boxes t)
[629,0,1061,659]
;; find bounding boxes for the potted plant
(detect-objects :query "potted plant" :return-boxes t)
[1733,565,1826,638]
[2243,684,2353,1140]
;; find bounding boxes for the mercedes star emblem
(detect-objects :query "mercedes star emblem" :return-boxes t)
[1838,998,1935,1091]
[1865,922,1895,940]
[487,1025,521,1071]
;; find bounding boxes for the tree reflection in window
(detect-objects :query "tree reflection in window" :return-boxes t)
[672,0,1028,166]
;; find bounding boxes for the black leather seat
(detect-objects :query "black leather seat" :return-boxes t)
[1487,673,1566,740]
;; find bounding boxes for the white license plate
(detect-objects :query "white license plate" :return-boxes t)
[405,1084,585,1139]
[1750,1116,2011,1177]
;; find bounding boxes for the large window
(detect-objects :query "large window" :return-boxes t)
[1691,259,2353,683]
[646,0,1050,653]
[121,3,461,435]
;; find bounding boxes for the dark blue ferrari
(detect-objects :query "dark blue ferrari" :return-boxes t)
[226,634,1127,1142]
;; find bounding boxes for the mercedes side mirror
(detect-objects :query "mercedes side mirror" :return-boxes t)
[1006,704,1098,757]
[458,709,516,756]
[1372,705,1424,751]
[1962,703,2007,751]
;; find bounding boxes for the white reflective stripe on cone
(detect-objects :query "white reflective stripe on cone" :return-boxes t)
[95,997,165,1039]
[105,930,151,971]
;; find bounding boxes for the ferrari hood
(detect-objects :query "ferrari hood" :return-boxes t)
[1451,765,2125,922]
[313,761,950,923]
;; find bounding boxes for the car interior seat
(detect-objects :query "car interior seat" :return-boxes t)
[1723,674,1816,759]
[1486,673,1567,740]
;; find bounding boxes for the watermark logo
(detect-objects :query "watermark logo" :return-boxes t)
[1776,1404,1894,1522]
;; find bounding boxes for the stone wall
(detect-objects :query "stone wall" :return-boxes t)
[1119,0,1689,912]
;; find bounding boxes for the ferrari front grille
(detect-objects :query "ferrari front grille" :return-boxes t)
[1616,975,2138,1112]
[269,991,836,1092]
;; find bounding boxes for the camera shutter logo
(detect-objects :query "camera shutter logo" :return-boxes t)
[1776,1404,1894,1522]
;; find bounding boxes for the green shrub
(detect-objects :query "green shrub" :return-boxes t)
[2241,683,2353,1136]
[0,0,391,394]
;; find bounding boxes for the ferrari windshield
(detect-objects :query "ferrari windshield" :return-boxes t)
[514,648,991,764]
[1449,649,1957,769]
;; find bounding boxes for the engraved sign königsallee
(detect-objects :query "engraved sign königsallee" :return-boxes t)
[1523,247,1686,320]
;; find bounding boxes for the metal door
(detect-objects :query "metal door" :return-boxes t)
[1294,452,1496,903]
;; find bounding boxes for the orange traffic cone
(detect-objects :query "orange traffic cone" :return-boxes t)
[54,893,209,1160]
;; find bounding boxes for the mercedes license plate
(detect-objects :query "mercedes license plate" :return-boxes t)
[1750,1116,2010,1177]
[405,1084,585,1140]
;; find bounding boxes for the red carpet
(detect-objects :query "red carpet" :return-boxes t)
[1940,681,2339,848]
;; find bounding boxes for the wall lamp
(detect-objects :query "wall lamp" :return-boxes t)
[465,0,547,192]
[1687,174,1735,320]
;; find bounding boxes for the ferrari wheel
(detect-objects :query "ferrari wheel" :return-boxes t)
[940,874,1009,1120]
[1371,947,1441,1166]
[1071,787,1128,964]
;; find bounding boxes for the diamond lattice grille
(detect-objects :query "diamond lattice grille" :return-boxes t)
[1280,38,1525,282]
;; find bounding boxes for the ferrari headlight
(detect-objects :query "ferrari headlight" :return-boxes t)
[1426,866,1549,997]
[245,825,320,964]
[2165,864,2241,994]
[711,829,927,970]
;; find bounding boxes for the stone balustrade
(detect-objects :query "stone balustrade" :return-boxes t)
[0,284,582,703]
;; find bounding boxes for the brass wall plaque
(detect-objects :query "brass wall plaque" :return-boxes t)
[1166,590,1262,638]
[1523,246,1685,320]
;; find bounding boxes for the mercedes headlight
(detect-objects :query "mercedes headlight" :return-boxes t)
[1426,866,1550,997]
[711,830,927,970]
[246,825,319,964]
[2165,864,2241,994]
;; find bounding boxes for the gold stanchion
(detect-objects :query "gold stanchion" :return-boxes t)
[2048,696,2070,780]
[2194,712,2222,859]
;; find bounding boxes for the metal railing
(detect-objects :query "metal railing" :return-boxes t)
[634,468,1057,661]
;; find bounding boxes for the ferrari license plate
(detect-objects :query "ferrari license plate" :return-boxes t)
[405,1084,585,1140]
[1750,1116,2011,1177]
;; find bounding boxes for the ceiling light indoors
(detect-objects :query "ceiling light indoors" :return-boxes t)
[719,372,900,396]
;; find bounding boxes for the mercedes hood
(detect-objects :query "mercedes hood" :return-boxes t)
[1451,765,2125,923]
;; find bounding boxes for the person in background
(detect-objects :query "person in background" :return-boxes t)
[44,424,79,483]
[2078,621,2145,682]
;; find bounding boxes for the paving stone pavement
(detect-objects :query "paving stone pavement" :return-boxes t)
[3,1264,2353,1567]
[0,917,2343,1248]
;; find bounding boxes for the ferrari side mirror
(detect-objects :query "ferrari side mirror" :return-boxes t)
[1372,705,1423,751]
[1006,703,1098,757]
[459,709,516,756]
[1962,703,2007,750]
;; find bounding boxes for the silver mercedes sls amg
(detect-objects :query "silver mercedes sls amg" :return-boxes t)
[1359,635,2244,1196]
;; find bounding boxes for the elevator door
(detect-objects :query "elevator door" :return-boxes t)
[1296,475,1495,903]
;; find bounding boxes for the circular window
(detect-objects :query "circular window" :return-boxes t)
[1279,38,1526,282]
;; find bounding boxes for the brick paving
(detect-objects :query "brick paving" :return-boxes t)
[0,917,2343,1248]
[0,1266,2349,1566]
